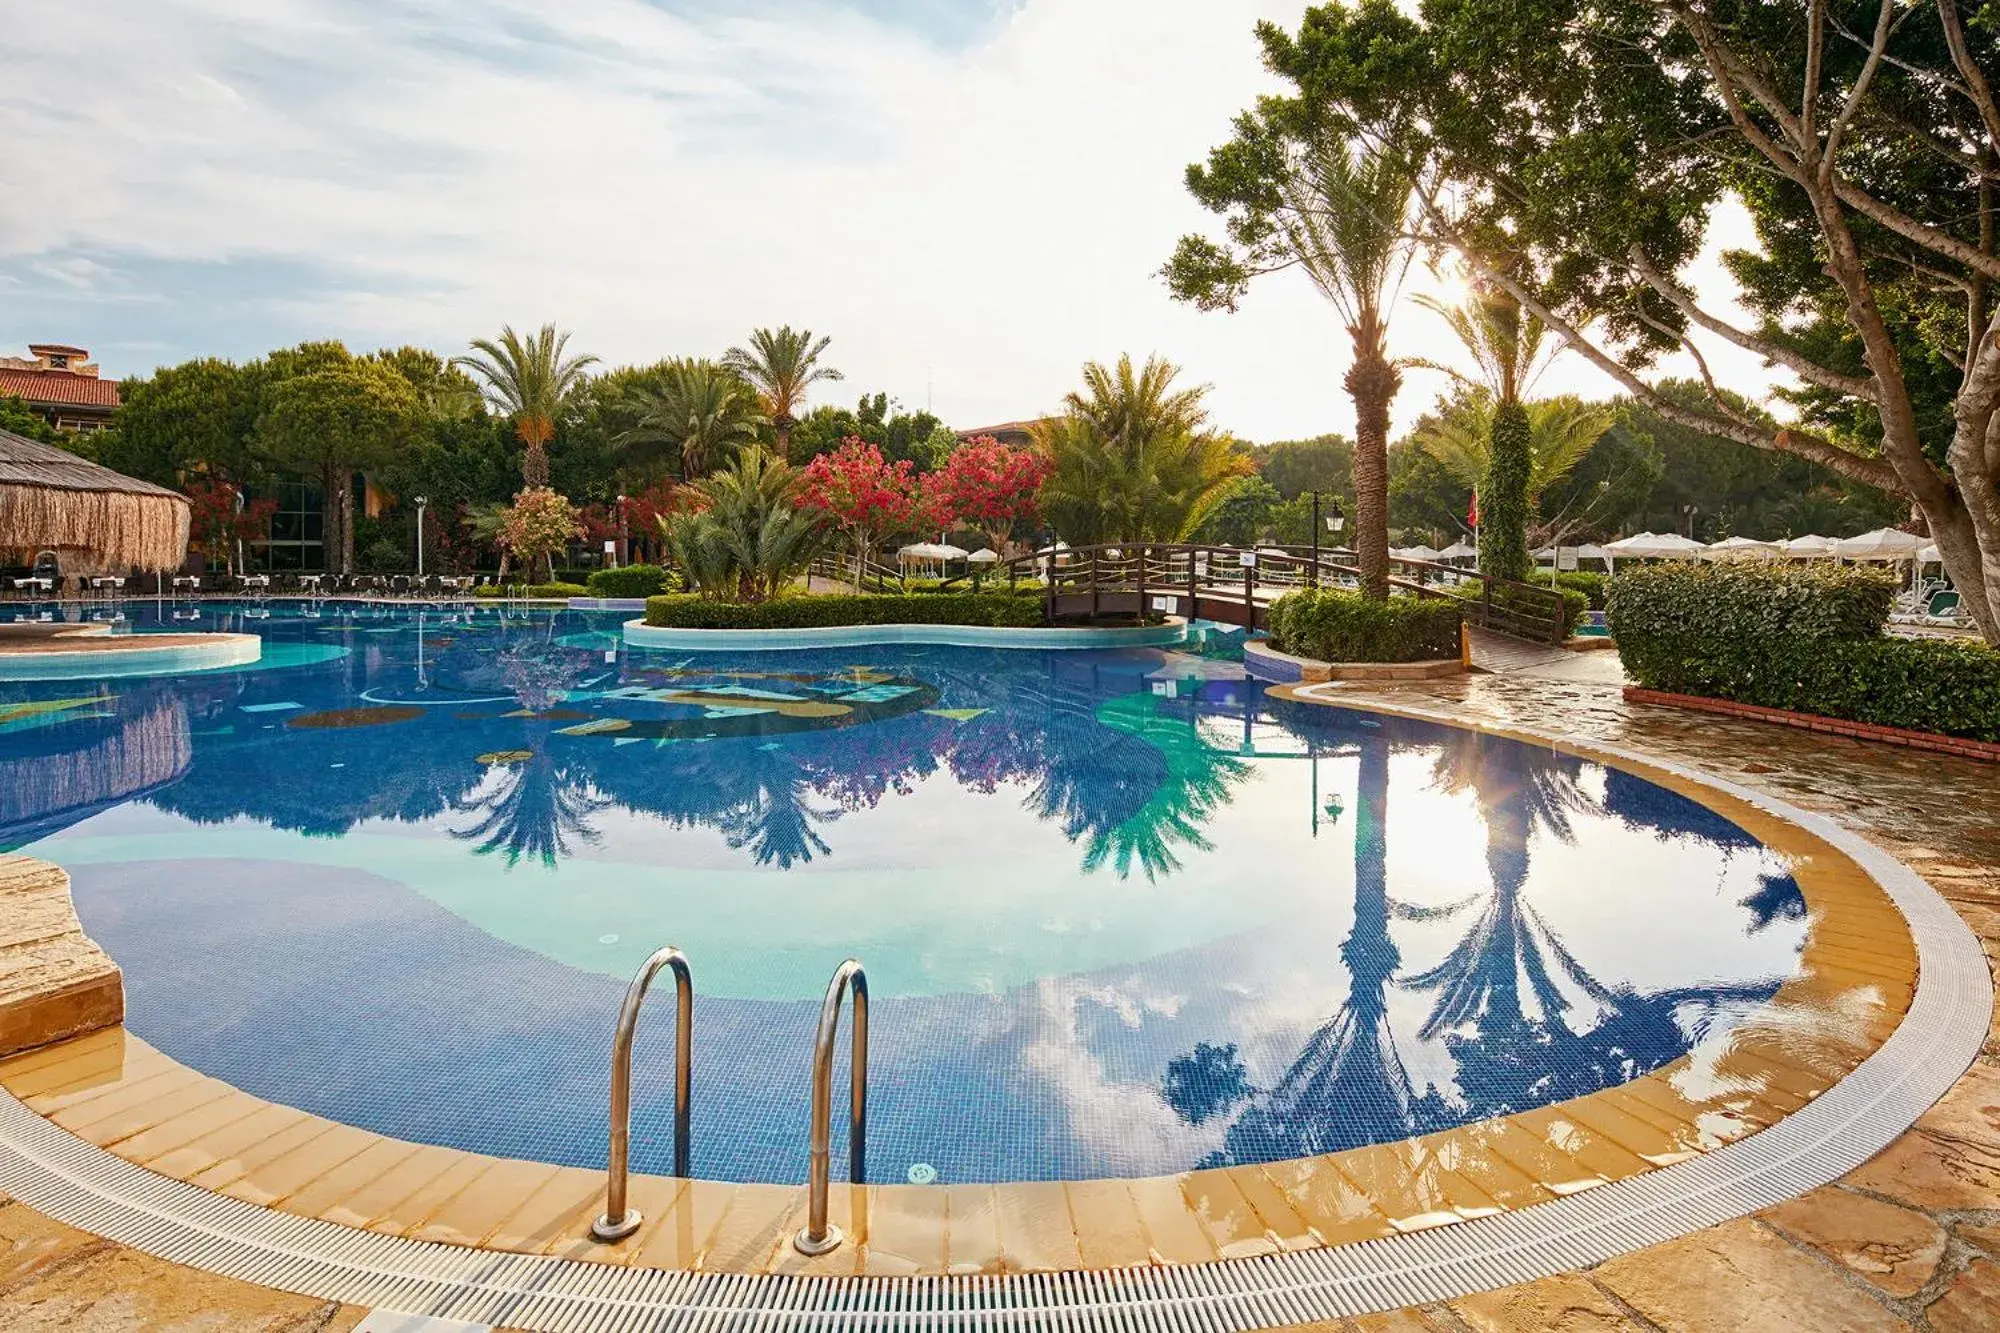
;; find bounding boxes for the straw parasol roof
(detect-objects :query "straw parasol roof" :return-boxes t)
[0,429,190,572]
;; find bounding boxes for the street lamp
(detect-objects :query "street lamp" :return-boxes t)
[1309,494,1345,588]
[616,494,629,569]
[414,496,428,579]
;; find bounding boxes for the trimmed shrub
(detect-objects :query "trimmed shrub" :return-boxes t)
[586,564,674,598]
[1267,589,1465,663]
[1609,562,2000,741]
[472,581,589,599]
[1534,569,1610,610]
[644,592,1046,630]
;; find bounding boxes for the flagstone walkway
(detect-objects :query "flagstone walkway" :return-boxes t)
[0,656,1994,1331]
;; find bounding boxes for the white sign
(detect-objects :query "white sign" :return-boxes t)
[1238,551,1257,567]
[1556,546,1579,571]
[1152,596,1174,612]
[603,540,617,555]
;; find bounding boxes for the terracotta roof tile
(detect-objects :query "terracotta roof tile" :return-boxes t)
[0,370,120,409]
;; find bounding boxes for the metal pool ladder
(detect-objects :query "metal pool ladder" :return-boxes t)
[795,958,869,1256]
[591,945,693,1243]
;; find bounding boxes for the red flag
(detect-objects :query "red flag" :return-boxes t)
[1468,488,1480,529]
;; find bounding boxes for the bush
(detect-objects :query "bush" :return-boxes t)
[644,592,1045,630]
[1535,569,1610,610]
[471,581,589,599]
[1610,562,2000,741]
[1266,589,1465,663]
[586,564,674,598]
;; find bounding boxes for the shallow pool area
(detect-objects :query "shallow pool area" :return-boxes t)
[0,600,1810,1187]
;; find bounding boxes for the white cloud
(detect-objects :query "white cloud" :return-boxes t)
[0,0,1786,437]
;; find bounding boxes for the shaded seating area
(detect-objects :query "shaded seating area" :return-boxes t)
[0,428,189,595]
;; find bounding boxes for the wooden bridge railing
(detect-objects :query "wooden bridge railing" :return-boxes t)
[992,542,1570,645]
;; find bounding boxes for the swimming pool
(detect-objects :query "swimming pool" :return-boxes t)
[1,600,1806,1187]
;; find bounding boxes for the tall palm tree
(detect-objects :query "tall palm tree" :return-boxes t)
[1275,135,1419,598]
[1413,393,1617,543]
[454,324,599,488]
[723,326,843,458]
[1033,355,1250,544]
[1412,285,1571,582]
[623,358,768,479]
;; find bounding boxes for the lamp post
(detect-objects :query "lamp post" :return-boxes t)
[1321,497,1346,587]
[616,494,629,569]
[414,496,428,579]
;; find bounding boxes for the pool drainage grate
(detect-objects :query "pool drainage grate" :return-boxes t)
[0,722,1988,1331]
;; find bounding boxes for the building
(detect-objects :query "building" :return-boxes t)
[0,344,121,433]
[955,420,1043,448]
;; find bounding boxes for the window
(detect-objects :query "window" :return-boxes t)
[249,478,326,571]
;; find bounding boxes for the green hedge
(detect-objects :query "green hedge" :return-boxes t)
[472,581,589,599]
[1535,569,1610,610]
[586,564,674,598]
[644,592,1046,630]
[1608,562,1896,643]
[1609,562,2000,741]
[1266,589,1465,663]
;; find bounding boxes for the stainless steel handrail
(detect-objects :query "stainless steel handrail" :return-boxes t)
[793,958,868,1256]
[591,945,693,1243]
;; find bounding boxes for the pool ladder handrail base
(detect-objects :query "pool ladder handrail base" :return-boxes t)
[591,945,693,1244]
[794,958,868,1255]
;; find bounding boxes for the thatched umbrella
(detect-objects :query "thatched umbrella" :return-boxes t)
[0,428,190,573]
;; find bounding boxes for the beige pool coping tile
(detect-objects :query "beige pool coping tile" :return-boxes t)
[410,1157,564,1246]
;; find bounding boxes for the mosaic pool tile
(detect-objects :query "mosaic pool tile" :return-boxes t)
[5,600,1840,1189]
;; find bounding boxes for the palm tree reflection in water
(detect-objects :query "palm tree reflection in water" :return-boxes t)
[452,749,612,868]
[1174,729,1790,1166]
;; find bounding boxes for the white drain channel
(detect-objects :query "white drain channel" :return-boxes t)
[0,720,1987,1331]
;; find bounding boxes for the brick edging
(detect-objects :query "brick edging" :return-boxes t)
[1622,687,2000,763]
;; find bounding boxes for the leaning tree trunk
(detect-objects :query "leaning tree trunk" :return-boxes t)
[1481,400,1534,585]
[1345,346,1401,600]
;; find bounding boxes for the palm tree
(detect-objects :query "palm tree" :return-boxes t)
[454,324,599,487]
[1275,135,1419,598]
[723,326,843,458]
[659,447,825,601]
[1413,393,1617,544]
[623,359,768,479]
[1412,285,1572,582]
[1034,355,1250,544]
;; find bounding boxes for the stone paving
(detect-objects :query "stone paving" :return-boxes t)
[0,649,1995,1331]
[1260,652,2000,1333]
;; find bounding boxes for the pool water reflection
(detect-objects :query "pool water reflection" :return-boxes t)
[0,601,1807,1183]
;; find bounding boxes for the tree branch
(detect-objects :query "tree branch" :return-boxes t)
[1822,0,1894,173]
[1626,248,1881,400]
[1831,179,2000,279]
[1802,0,1825,144]
[1402,181,1903,492]
[1661,2,1811,182]
[1938,0,2000,151]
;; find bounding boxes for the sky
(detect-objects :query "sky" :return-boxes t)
[0,0,1781,441]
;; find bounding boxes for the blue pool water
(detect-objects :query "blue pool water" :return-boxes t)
[0,601,1806,1183]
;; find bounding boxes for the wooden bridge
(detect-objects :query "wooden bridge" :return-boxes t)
[993,543,1572,646]
[816,543,1571,645]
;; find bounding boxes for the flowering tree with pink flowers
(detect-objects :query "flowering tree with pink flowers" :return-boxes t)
[799,437,932,588]
[923,436,1050,556]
